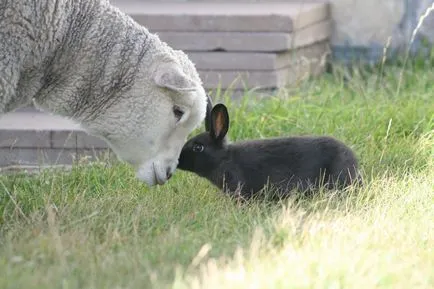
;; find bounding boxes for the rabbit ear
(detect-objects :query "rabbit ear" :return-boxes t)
[205,94,213,132]
[210,103,229,142]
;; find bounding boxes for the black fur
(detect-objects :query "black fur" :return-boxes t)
[178,103,362,199]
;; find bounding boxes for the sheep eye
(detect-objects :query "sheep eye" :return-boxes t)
[173,105,184,122]
[192,143,204,153]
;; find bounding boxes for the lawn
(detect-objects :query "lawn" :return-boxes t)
[0,63,433,288]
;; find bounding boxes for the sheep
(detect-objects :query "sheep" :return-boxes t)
[0,0,208,186]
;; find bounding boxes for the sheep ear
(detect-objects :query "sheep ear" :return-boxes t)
[205,94,213,132]
[154,63,197,92]
[210,103,229,142]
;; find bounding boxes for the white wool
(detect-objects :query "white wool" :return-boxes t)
[0,0,208,186]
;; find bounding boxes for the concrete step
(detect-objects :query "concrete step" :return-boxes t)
[0,112,110,167]
[154,20,331,52]
[0,147,111,168]
[111,1,330,33]
[187,41,328,71]
[196,40,329,89]
[198,53,326,89]
[108,1,331,90]
[0,112,108,149]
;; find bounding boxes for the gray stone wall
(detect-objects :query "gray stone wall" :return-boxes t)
[330,0,434,63]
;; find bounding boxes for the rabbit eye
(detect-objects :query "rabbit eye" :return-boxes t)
[192,144,204,153]
[173,105,184,122]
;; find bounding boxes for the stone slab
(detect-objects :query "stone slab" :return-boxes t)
[154,20,331,52]
[0,112,109,150]
[51,131,108,149]
[50,130,78,149]
[112,1,330,32]
[198,55,326,89]
[0,148,111,167]
[187,41,329,70]
[75,131,109,149]
[0,112,81,131]
[0,130,51,149]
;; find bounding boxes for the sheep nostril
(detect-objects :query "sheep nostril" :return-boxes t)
[166,169,172,180]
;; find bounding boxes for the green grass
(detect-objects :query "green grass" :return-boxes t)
[0,65,433,289]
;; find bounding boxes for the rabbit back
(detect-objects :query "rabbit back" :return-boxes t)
[216,135,360,197]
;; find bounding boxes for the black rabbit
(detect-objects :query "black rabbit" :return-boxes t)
[177,102,362,199]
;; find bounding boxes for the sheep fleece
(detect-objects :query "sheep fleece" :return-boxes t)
[0,0,208,185]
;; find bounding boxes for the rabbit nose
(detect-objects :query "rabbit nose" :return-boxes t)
[166,169,172,180]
